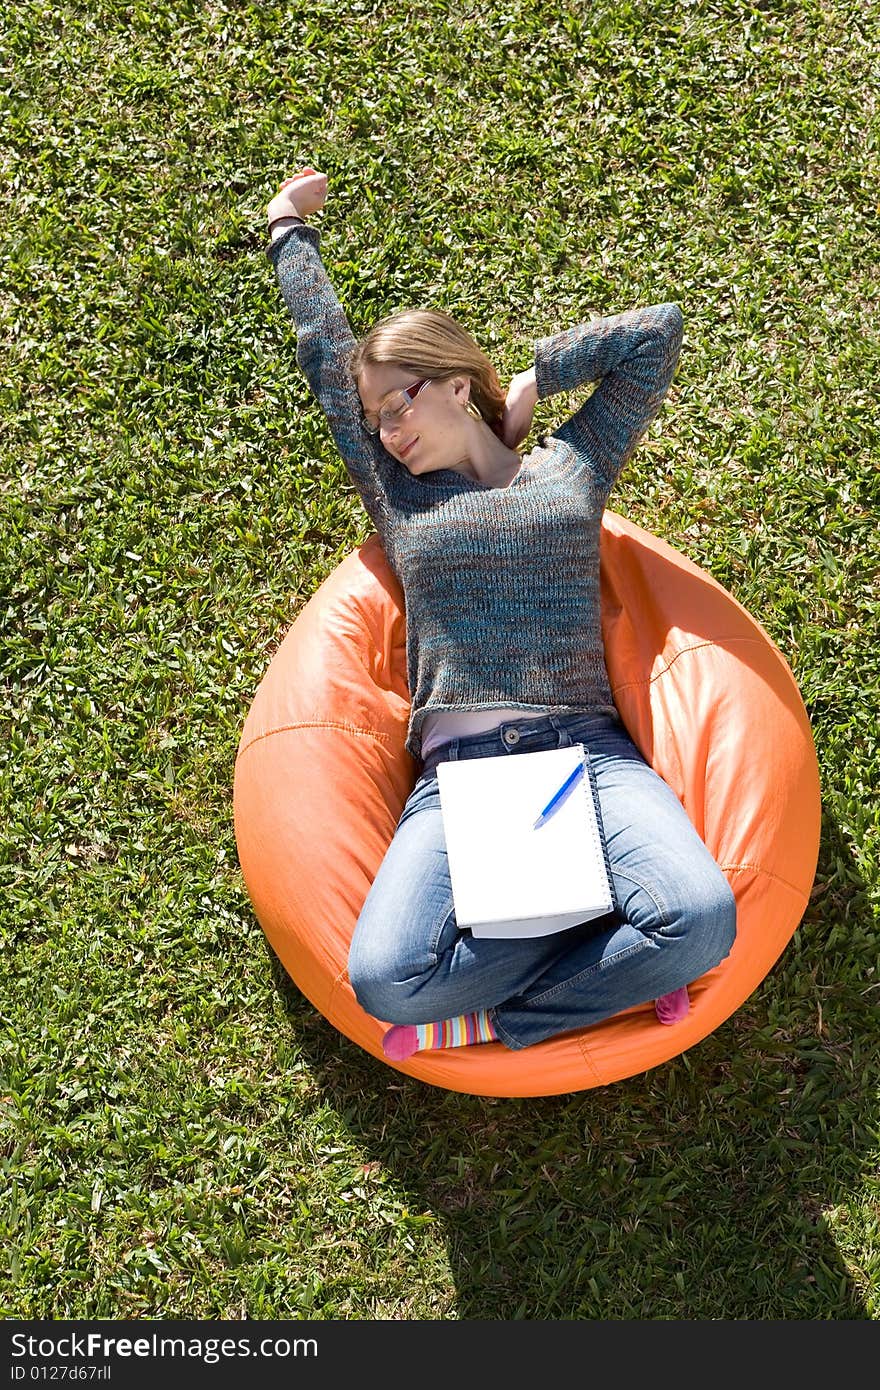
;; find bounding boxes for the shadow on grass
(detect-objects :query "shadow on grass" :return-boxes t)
[265,809,876,1320]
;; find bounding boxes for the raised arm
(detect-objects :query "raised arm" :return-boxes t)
[264,173,391,532]
[534,302,684,494]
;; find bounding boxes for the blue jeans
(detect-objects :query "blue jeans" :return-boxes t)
[348,712,736,1050]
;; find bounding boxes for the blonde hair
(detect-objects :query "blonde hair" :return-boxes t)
[348,309,506,435]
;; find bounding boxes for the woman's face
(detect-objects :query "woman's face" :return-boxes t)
[357,362,473,475]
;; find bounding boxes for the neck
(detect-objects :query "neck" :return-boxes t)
[451,421,522,487]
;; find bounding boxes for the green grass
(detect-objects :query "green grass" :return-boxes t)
[2,0,878,1319]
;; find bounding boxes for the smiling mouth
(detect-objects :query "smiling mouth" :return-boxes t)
[400,438,419,459]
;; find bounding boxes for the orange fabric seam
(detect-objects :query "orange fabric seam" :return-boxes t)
[720,861,812,898]
[611,636,766,694]
[328,966,352,1011]
[574,1032,606,1087]
[236,720,397,762]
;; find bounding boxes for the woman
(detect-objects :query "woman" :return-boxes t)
[265,168,736,1061]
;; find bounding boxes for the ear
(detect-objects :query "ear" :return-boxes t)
[451,375,472,405]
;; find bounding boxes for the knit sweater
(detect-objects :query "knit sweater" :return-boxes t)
[267,223,683,760]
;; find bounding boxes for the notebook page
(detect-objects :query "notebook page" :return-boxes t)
[436,744,614,936]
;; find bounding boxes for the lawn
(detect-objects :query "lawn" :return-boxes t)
[1,0,878,1319]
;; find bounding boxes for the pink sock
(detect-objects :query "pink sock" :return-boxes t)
[655,986,690,1025]
[383,1026,421,1060]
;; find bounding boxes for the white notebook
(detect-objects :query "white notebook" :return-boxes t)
[436,744,616,939]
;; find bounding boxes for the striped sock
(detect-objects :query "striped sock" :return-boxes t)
[382,1009,498,1061]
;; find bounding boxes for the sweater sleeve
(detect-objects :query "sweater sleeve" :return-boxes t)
[265,223,392,533]
[533,303,683,494]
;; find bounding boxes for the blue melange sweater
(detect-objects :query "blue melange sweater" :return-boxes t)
[267,223,683,760]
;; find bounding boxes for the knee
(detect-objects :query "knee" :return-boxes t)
[347,937,421,1025]
[679,873,737,975]
[347,938,392,1020]
[349,975,427,1027]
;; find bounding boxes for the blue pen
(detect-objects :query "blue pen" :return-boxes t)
[532,760,585,829]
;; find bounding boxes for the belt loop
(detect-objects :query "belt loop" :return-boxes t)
[551,714,573,749]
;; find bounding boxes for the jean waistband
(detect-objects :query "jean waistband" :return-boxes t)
[419,710,621,778]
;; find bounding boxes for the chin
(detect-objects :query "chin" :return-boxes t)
[402,455,435,476]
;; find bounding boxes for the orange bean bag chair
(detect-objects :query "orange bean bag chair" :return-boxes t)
[233,512,821,1097]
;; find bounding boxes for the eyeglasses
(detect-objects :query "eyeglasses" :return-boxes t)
[361,378,432,435]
